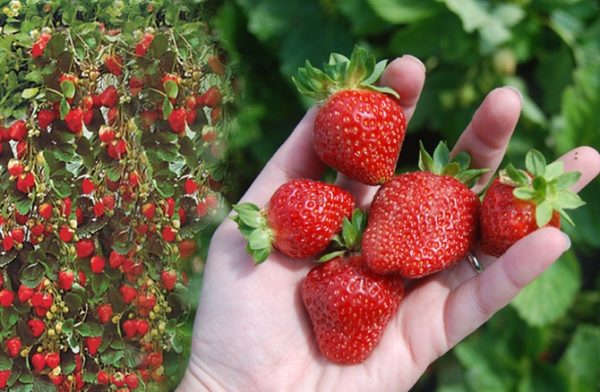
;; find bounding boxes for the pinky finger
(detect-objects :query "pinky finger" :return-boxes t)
[442,227,570,347]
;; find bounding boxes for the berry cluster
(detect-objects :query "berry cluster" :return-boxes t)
[233,47,584,364]
[0,22,230,391]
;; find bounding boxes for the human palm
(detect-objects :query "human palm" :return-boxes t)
[177,55,600,392]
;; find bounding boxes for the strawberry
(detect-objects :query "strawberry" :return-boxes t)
[107,139,127,160]
[480,149,584,257]
[107,107,119,125]
[233,178,354,263]
[122,319,138,339]
[141,203,156,220]
[0,369,9,389]
[58,270,75,290]
[9,120,28,141]
[138,293,156,309]
[11,227,25,244]
[75,239,95,258]
[31,352,46,372]
[32,32,51,57]
[196,200,208,217]
[59,225,73,242]
[294,47,406,185]
[102,194,116,210]
[97,370,110,385]
[37,109,56,129]
[90,255,106,273]
[178,239,196,258]
[65,108,84,133]
[38,203,53,220]
[129,76,144,96]
[109,251,125,269]
[45,352,60,368]
[125,373,139,389]
[94,201,105,217]
[18,284,34,302]
[5,336,21,358]
[136,319,149,336]
[0,289,14,307]
[16,140,27,159]
[86,336,102,355]
[8,159,24,177]
[362,142,486,277]
[119,284,137,304]
[99,126,115,143]
[196,86,221,108]
[161,226,176,242]
[100,86,119,107]
[28,318,45,337]
[104,54,123,76]
[168,107,187,134]
[16,172,35,194]
[301,255,404,364]
[96,303,113,324]
[1,236,13,252]
[148,351,163,368]
[81,178,95,194]
[135,32,154,57]
[161,270,177,291]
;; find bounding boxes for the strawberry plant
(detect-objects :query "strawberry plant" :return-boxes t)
[0,2,233,390]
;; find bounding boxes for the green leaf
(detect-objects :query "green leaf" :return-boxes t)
[557,190,585,210]
[59,97,70,120]
[21,88,39,99]
[555,171,581,189]
[366,0,441,24]
[20,263,45,288]
[453,152,470,170]
[341,217,358,248]
[60,80,75,99]
[560,324,600,391]
[544,161,564,180]
[513,187,535,200]
[76,322,103,337]
[535,200,554,227]
[248,229,271,250]
[100,350,124,367]
[525,149,547,177]
[15,197,33,215]
[418,141,434,172]
[432,141,450,173]
[511,251,580,327]
[232,203,264,228]
[319,250,346,263]
[92,273,110,296]
[164,80,179,99]
[162,96,174,119]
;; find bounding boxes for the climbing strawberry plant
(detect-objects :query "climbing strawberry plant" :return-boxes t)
[0,2,231,390]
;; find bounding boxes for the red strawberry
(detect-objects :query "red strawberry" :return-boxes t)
[107,139,127,160]
[294,47,406,185]
[161,226,176,242]
[97,370,110,385]
[39,203,53,220]
[122,319,138,339]
[5,337,21,358]
[100,86,119,107]
[125,373,139,389]
[302,255,404,364]
[58,270,75,290]
[178,239,196,258]
[119,284,137,304]
[362,143,485,277]
[102,194,116,210]
[141,203,156,220]
[79,271,87,286]
[233,178,354,262]
[37,109,56,129]
[136,319,149,336]
[45,352,60,368]
[2,235,13,253]
[148,351,163,368]
[65,108,83,133]
[82,95,94,110]
[9,119,28,141]
[11,227,24,244]
[135,32,154,57]
[129,76,144,96]
[109,250,125,269]
[138,293,156,309]
[184,178,198,194]
[104,54,123,75]
[0,289,14,307]
[99,126,115,143]
[168,107,187,134]
[97,303,113,324]
[196,200,208,217]
[93,201,105,217]
[16,172,35,194]
[140,109,160,128]
[18,284,34,302]
[208,55,225,75]
[90,255,106,273]
[31,352,46,372]
[196,86,221,108]
[81,178,95,194]
[8,159,24,177]
[76,239,95,258]
[164,198,175,217]
[0,369,9,389]
[86,336,102,355]
[107,107,119,125]
[480,149,584,257]
[161,270,177,291]
[16,140,27,159]
[59,225,73,242]
[31,32,51,58]
[28,318,45,337]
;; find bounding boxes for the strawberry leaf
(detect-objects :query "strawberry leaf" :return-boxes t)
[341,217,358,248]
[557,190,585,209]
[60,80,75,99]
[525,149,547,176]
[319,250,346,263]
[59,97,70,120]
[555,171,581,189]
[164,80,179,99]
[544,161,564,180]
[535,200,553,227]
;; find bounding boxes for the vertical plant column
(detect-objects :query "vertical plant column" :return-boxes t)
[0,22,231,391]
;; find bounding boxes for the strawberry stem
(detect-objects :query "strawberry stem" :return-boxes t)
[231,203,274,264]
[418,141,488,187]
[319,209,366,262]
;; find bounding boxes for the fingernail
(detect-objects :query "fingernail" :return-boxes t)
[504,85,523,106]
[401,54,426,73]
[562,232,571,251]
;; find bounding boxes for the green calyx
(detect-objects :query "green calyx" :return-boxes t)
[293,46,399,101]
[319,209,366,262]
[418,141,489,188]
[499,149,585,227]
[231,203,274,264]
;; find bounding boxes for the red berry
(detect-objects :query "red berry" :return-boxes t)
[86,336,102,355]
[5,336,21,358]
[65,108,84,133]
[107,139,127,160]
[0,289,14,307]
[140,109,160,128]
[97,370,110,385]
[148,352,163,368]
[93,201,105,217]
[129,76,144,96]
[81,178,95,194]
[83,109,94,125]
[109,251,125,269]
[196,201,208,217]
[100,86,119,107]
[28,318,45,337]
[135,33,154,57]
[125,373,139,389]
[11,227,24,244]
[90,255,106,273]
[196,86,221,108]
[99,126,115,143]
[129,171,140,187]
[161,270,177,291]
[107,107,119,125]
[136,319,149,336]
[31,32,51,58]
[18,284,34,302]
[39,203,53,220]
[104,54,123,76]
[205,194,218,210]
[138,293,156,309]
[122,319,137,339]
[0,369,10,389]
[9,119,27,141]
[59,225,73,242]
[8,159,24,176]
[168,107,187,134]
[97,303,113,324]
[78,271,86,286]
[82,95,94,110]
[164,198,175,217]
[16,172,35,194]
[119,284,137,304]
[102,194,116,210]
[16,140,27,159]
[75,239,95,258]
[141,203,156,220]
[31,352,46,372]
[62,197,72,217]
[161,226,176,242]
[58,270,75,291]
[184,178,198,194]
[45,352,60,368]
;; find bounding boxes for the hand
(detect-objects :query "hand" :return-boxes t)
[177,55,600,392]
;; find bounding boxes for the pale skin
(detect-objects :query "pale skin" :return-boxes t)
[176,55,600,392]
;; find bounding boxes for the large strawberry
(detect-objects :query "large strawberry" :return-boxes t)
[480,149,584,257]
[232,178,354,263]
[363,142,486,277]
[293,46,406,185]
[301,255,404,364]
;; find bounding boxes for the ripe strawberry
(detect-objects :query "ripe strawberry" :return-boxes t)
[129,76,144,96]
[109,251,125,269]
[37,109,56,129]
[122,319,138,339]
[8,159,24,177]
[45,352,60,368]
[294,47,406,185]
[58,270,75,291]
[59,225,73,242]
[196,86,221,108]
[196,200,208,217]
[76,239,95,258]
[136,319,149,336]
[102,194,116,210]
[148,351,163,368]
[107,139,127,160]
[141,202,156,220]
[28,318,45,337]
[9,119,28,141]
[302,255,404,364]
[5,337,21,358]
[1,236,13,252]
[168,107,187,134]
[104,54,123,76]
[100,86,119,107]
[86,336,102,355]
[31,352,46,372]
[97,370,110,385]
[90,255,106,273]
[140,109,160,128]
[138,293,156,309]
[81,178,95,194]
[65,108,84,133]
[480,149,584,257]
[119,284,137,304]
[94,201,105,217]
[32,32,51,57]
[161,270,177,291]
[0,289,14,307]
[97,303,113,324]
[233,178,354,262]
[16,172,35,194]
[18,284,34,302]
[39,203,53,220]
[11,227,24,244]
[16,140,27,159]
[178,239,196,258]
[99,126,115,143]
[0,369,9,389]
[184,178,198,194]
[161,225,176,242]
[205,194,218,210]
[164,197,175,217]
[125,373,139,389]
[107,107,119,125]
[362,142,485,277]
[135,32,154,57]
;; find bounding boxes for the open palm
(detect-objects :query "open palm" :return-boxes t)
[177,55,600,392]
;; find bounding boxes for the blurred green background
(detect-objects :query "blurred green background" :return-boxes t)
[213,0,600,390]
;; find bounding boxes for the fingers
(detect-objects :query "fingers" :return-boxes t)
[336,55,427,206]
[238,108,326,205]
[557,146,600,192]
[443,227,570,348]
[451,87,523,191]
